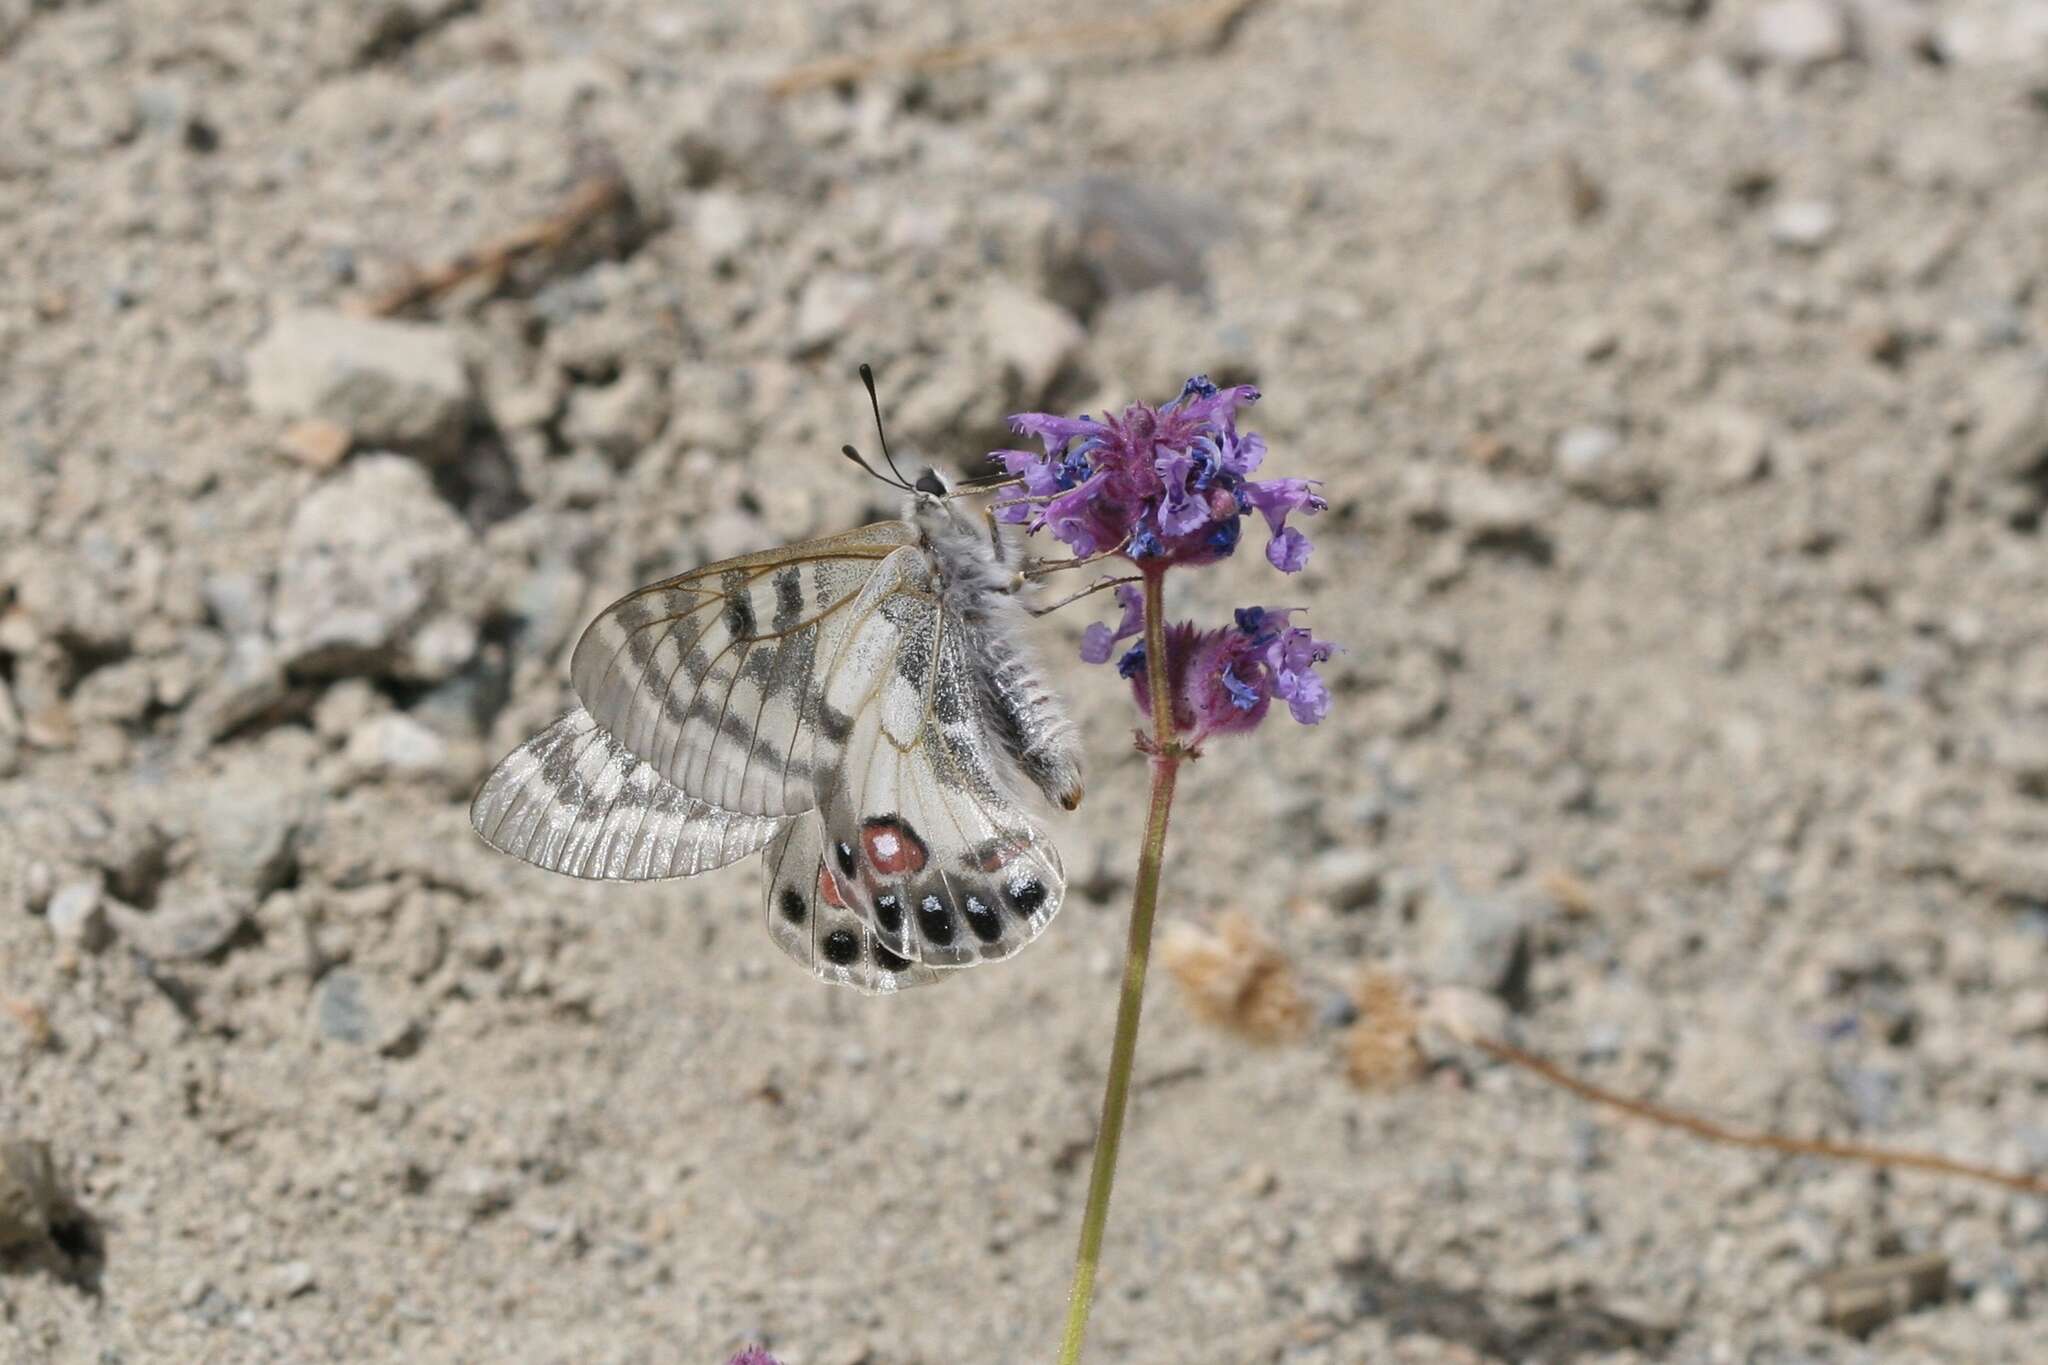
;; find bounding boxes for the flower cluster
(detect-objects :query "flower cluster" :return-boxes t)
[993,377,1325,573]
[1115,605,1335,743]
[994,378,1338,741]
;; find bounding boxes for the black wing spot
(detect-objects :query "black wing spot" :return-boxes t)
[835,840,857,879]
[1006,876,1048,916]
[962,894,1003,943]
[723,593,756,641]
[822,928,861,966]
[917,894,956,946]
[779,888,808,924]
[873,942,913,973]
[817,701,855,744]
[721,569,756,639]
[773,567,804,630]
[873,892,904,934]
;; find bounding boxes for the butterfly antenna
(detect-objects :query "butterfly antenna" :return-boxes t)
[858,362,914,489]
[840,443,907,490]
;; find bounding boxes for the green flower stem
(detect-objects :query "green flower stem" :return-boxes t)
[1057,566,1183,1365]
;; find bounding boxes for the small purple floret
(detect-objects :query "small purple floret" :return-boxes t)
[1123,607,1337,742]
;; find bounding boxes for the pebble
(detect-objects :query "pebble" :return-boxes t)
[111,893,247,962]
[1415,874,1532,1003]
[265,1260,318,1303]
[46,879,112,953]
[1966,357,2048,482]
[791,271,879,355]
[345,712,450,779]
[0,1139,63,1249]
[277,417,353,470]
[562,365,670,464]
[192,635,288,742]
[1554,423,1657,504]
[1306,848,1384,912]
[245,310,473,460]
[197,783,300,896]
[270,454,487,681]
[1770,199,1840,251]
[1751,0,1852,68]
[978,279,1085,405]
[313,968,423,1056]
[690,190,757,268]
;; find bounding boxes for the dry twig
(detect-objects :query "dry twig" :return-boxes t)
[350,167,630,318]
[1468,1033,2048,1199]
[767,0,1260,98]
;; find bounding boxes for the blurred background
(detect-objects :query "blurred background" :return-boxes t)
[3,0,2048,1360]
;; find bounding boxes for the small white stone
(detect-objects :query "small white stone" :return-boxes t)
[1751,0,1851,68]
[791,272,878,355]
[1770,199,1839,251]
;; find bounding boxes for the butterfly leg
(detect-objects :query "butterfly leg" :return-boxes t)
[1027,574,1143,618]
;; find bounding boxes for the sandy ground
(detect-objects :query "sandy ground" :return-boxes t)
[4,0,2048,1361]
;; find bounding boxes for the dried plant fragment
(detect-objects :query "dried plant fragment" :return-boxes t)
[1160,911,1310,1044]
[1344,968,1424,1091]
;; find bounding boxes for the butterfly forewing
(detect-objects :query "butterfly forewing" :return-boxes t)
[470,705,788,880]
[567,522,919,818]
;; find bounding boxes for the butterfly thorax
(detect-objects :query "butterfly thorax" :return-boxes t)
[913,496,1085,812]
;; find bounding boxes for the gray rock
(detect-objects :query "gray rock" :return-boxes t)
[1751,0,1852,68]
[562,365,669,464]
[791,271,878,355]
[245,310,473,459]
[979,280,1085,405]
[46,879,111,953]
[1416,873,1532,1003]
[110,888,247,962]
[196,784,299,896]
[270,455,487,681]
[200,570,270,637]
[0,1139,62,1250]
[191,635,289,742]
[313,969,422,1055]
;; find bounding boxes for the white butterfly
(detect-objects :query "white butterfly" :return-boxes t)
[469,394,1084,995]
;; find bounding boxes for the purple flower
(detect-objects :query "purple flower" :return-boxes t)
[1122,607,1336,744]
[1079,583,1144,664]
[725,1351,782,1365]
[993,376,1323,572]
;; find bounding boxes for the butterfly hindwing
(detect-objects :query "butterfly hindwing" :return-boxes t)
[470,706,788,881]
[813,566,1066,973]
[568,522,920,818]
[762,810,938,994]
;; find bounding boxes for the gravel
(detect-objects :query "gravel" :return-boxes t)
[3,2,2046,1361]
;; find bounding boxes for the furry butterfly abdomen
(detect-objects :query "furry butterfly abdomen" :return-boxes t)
[470,496,1082,994]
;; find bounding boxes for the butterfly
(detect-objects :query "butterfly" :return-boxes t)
[468,370,1086,994]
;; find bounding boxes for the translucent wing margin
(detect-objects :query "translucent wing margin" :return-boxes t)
[470,706,788,881]
[810,557,1067,978]
[760,811,939,994]
[568,522,919,818]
